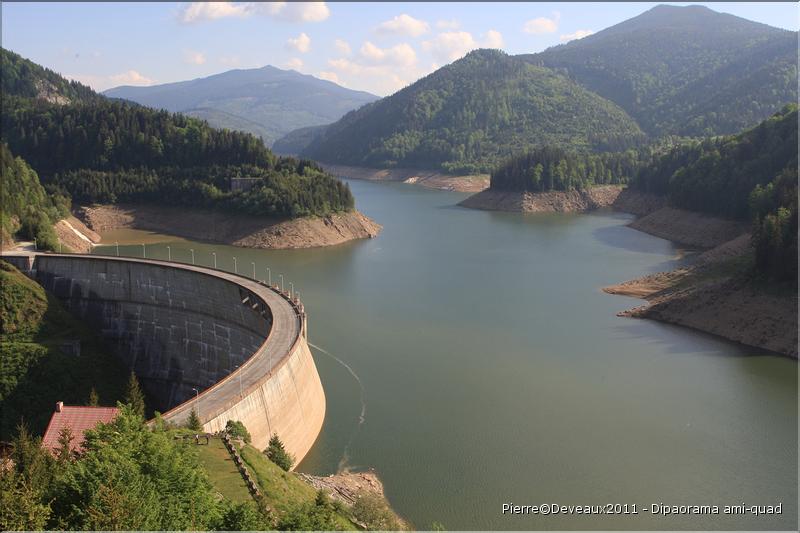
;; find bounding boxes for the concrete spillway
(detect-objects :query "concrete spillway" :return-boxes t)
[2,253,325,464]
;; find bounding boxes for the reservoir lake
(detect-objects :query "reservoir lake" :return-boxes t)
[94,178,797,530]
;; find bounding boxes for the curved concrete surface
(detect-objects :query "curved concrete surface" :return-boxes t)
[1,252,325,464]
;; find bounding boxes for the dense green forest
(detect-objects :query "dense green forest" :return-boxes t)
[631,105,798,281]
[301,49,645,174]
[0,144,68,250]
[1,48,354,219]
[630,105,798,219]
[490,145,657,192]
[525,5,797,137]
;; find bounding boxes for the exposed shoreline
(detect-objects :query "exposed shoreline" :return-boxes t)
[73,204,381,250]
[321,163,489,193]
[459,185,624,212]
[461,185,796,357]
[605,192,797,358]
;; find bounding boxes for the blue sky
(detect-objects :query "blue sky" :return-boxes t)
[2,2,798,96]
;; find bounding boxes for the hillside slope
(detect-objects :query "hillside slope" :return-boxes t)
[525,4,798,136]
[0,260,130,437]
[104,66,378,146]
[1,48,362,225]
[300,49,645,174]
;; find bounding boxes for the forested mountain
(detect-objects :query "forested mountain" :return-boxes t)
[1,48,98,105]
[524,4,798,137]
[0,144,68,251]
[1,48,355,219]
[272,124,328,156]
[300,49,645,173]
[630,104,797,219]
[104,66,378,146]
[631,105,798,281]
[489,146,651,193]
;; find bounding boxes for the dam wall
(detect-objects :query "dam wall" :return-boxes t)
[6,253,325,463]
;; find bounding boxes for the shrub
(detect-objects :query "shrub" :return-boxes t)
[265,433,294,471]
[225,420,251,443]
[351,492,402,531]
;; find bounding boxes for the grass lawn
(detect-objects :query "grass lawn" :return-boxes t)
[237,443,356,530]
[195,437,253,504]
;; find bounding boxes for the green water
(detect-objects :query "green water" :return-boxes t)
[94,179,797,530]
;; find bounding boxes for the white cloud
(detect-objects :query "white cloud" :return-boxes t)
[436,19,460,30]
[359,41,417,67]
[334,39,352,56]
[327,45,430,96]
[483,29,504,49]
[184,50,207,65]
[178,2,253,23]
[109,70,156,86]
[318,71,343,85]
[265,2,330,22]
[421,29,506,64]
[524,12,560,34]
[286,32,311,53]
[286,57,304,70]
[559,29,594,42]
[422,31,476,63]
[375,14,430,37]
[177,2,329,24]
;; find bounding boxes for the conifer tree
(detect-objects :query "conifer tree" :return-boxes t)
[186,409,202,432]
[124,372,146,417]
[88,387,99,407]
[265,433,294,471]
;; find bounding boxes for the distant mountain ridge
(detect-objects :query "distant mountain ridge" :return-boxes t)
[299,49,645,174]
[282,4,797,172]
[524,4,798,136]
[104,66,378,146]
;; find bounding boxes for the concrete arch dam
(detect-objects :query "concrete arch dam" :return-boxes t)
[5,253,325,464]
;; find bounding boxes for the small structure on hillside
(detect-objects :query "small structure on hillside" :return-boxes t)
[230,177,263,193]
[41,402,120,455]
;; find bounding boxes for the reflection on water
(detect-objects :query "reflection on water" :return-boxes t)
[94,179,797,530]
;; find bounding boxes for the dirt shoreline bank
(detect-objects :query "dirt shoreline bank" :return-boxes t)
[460,185,796,357]
[603,231,797,358]
[459,185,624,212]
[74,204,381,250]
[322,163,489,193]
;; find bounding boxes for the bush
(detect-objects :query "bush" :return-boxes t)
[265,433,294,472]
[351,492,402,531]
[225,420,251,443]
[217,500,270,531]
[276,490,344,531]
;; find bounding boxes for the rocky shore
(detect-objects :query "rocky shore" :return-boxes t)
[322,163,489,193]
[602,207,797,358]
[458,185,624,212]
[75,204,381,249]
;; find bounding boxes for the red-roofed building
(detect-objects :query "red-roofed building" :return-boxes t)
[41,402,120,455]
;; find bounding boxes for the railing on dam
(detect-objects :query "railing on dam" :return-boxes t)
[1,250,326,461]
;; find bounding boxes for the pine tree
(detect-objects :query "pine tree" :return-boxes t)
[186,409,202,432]
[265,433,294,471]
[88,387,99,407]
[55,426,75,463]
[124,372,146,417]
